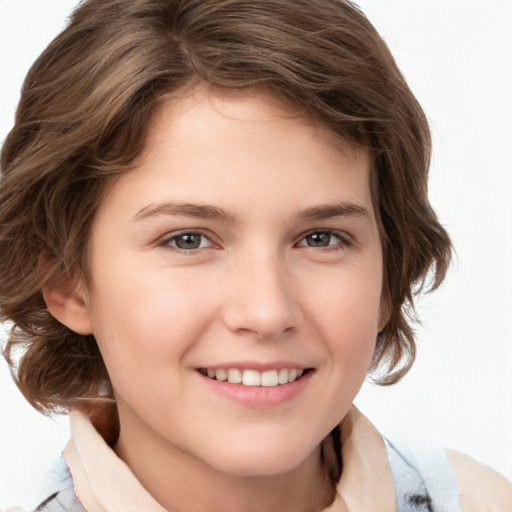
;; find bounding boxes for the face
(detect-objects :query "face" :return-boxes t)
[81,88,384,477]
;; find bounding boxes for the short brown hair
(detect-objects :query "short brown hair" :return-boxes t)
[0,0,451,413]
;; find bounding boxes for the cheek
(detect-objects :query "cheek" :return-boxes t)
[309,264,382,332]
[308,268,382,373]
[87,266,216,386]
[290,270,381,442]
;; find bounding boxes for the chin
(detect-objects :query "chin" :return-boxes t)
[199,435,320,478]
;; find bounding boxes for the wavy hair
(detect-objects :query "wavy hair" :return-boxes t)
[0,0,451,413]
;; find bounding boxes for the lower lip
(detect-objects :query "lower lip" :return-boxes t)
[198,371,313,408]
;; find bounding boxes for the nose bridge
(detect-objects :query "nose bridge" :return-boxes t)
[223,244,299,338]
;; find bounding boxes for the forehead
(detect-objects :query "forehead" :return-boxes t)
[94,86,374,230]
[143,85,369,168]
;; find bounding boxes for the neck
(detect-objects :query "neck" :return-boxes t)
[114,411,335,512]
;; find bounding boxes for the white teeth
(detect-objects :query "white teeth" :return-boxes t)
[227,368,242,384]
[242,369,261,386]
[205,367,306,387]
[278,368,289,384]
[260,370,278,387]
[215,369,227,382]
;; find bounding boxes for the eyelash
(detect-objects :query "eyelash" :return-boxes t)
[157,229,352,254]
[158,230,214,253]
[295,230,352,250]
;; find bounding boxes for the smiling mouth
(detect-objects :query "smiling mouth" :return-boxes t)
[198,368,310,387]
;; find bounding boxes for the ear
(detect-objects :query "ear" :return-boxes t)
[42,276,93,335]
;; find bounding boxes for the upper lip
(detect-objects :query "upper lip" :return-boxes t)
[196,361,311,371]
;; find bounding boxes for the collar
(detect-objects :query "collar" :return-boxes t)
[63,405,396,512]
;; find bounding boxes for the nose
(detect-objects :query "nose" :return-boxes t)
[222,249,301,340]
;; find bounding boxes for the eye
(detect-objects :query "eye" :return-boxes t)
[297,231,347,248]
[160,231,213,251]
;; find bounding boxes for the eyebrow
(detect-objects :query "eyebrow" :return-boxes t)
[133,202,237,222]
[297,202,371,222]
[134,201,370,224]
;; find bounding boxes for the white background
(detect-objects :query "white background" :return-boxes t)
[0,0,511,509]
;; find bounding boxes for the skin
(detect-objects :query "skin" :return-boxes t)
[47,87,385,512]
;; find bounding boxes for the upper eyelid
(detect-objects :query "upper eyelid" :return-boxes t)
[154,227,353,248]
[295,228,353,245]
[156,229,216,247]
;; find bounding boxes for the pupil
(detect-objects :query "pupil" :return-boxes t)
[307,232,330,247]
[176,234,200,249]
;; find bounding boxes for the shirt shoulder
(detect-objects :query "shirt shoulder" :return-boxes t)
[31,456,85,512]
[447,449,512,512]
[32,487,85,512]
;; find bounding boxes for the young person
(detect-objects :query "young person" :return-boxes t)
[0,1,510,511]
